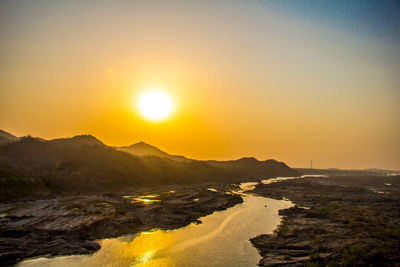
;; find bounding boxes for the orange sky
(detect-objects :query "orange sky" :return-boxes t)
[0,1,399,170]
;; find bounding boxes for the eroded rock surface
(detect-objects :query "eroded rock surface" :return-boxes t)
[0,184,242,265]
[250,176,400,266]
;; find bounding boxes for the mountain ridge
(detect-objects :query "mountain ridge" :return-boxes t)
[118,141,191,162]
[0,129,19,145]
[0,129,297,201]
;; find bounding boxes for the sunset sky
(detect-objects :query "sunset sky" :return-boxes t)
[1,0,399,170]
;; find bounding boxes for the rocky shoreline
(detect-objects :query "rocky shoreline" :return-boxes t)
[0,183,242,266]
[249,176,400,266]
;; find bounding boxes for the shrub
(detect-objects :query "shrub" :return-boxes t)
[274,220,290,236]
[66,203,82,209]
[317,244,327,252]
[340,244,367,266]
[94,208,102,214]
[309,252,320,261]
[115,208,126,215]
[348,219,360,229]
[325,261,337,267]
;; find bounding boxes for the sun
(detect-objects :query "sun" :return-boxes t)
[138,90,173,121]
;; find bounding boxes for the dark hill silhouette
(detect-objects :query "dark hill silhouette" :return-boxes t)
[0,135,147,195]
[208,157,296,179]
[52,134,106,146]
[119,142,190,162]
[0,130,297,200]
[119,141,169,157]
[0,129,19,145]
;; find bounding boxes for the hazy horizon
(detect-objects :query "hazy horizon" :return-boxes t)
[1,0,399,170]
[1,128,398,171]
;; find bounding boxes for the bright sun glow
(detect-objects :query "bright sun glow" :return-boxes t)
[138,90,173,121]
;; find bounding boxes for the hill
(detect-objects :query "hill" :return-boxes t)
[208,157,297,178]
[0,130,297,201]
[118,142,190,162]
[0,129,19,145]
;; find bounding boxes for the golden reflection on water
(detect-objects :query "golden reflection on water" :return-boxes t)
[122,195,162,205]
[94,229,177,267]
[133,251,155,266]
[132,198,161,204]
[18,193,294,267]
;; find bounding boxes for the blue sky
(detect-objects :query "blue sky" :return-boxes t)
[262,0,400,43]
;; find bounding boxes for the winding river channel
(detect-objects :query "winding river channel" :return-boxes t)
[18,181,294,267]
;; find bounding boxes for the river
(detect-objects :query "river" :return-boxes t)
[18,182,293,267]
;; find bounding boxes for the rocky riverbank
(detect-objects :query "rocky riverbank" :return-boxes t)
[0,184,242,266]
[250,176,400,266]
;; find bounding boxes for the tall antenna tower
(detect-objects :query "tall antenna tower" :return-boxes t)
[310,159,313,169]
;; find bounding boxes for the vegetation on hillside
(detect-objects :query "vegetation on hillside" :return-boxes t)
[0,132,297,201]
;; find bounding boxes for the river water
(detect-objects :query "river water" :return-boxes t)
[18,182,293,267]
